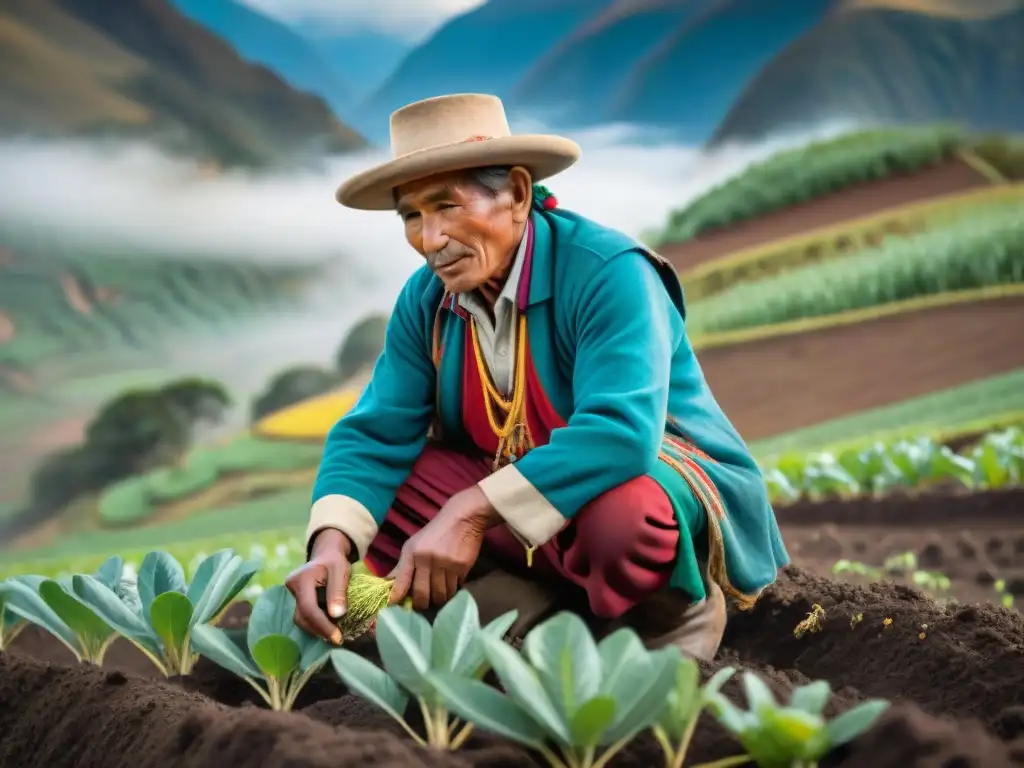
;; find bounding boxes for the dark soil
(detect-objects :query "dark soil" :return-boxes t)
[698,293,1024,440]
[659,157,988,271]
[3,565,1024,768]
[780,488,1024,606]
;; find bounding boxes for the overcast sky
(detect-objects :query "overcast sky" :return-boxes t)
[237,0,487,40]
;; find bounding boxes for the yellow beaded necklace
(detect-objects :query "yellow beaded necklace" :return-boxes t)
[469,312,538,567]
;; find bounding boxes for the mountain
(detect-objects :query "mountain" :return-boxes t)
[712,4,1024,143]
[294,25,411,102]
[358,0,615,140]
[0,0,366,167]
[169,0,353,115]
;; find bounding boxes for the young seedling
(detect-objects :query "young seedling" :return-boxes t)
[652,660,739,768]
[71,549,259,675]
[430,612,683,768]
[190,584,331,710]
[331,589,518,749]
[0,584,28,651]
[707,673,890,768]
[0,557,130,664]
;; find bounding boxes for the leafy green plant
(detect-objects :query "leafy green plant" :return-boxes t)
[0,556,128,663]
[190,584,331,710]
[652,662,739,768]
[0,583,28,650]
[70,549,259,675]
[430,610,687,768]
[331,589,518,749]
[707,673,889,768]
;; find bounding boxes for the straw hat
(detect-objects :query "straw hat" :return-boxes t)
[336,94,581,210]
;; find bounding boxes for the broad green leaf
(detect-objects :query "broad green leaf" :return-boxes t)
[71,575,158,653]
[457,609,519,678]
[707,692,753,735]
[186,549,235,604]
[789,680,831,716]
[570,695,616,747]
[191,624,262,678]
[431,590,481,674]
[252,634,302,681]
[93,556,124,590]
[523,611,601,722]
[150,591,195,654]
[192,555,257,625]
[597,628,646,700]
[298,634,332,673]
[247,585,297,648]
[602,646,682,744]
[742,671,777,713]
[332,648,410,723]
[748,707,829,764]
[656,657,702,740]
[481,633,571,744]
[375,606,433,698]
[1,579,78,650]
[138,551,187,620]
[430,671,546,749]
[825,700,889,747]
[39,580,112,643]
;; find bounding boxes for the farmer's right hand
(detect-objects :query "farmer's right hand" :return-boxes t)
[285,529,351,645]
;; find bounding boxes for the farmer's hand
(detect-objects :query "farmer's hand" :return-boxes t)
[285,529,351,645]
[389,485,502,610]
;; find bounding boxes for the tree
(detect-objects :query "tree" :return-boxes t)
[335,314,388,379]
[250,365,340,423]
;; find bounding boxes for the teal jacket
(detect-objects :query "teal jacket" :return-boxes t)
[313,202,789,602]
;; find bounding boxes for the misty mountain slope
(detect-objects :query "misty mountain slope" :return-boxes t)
[509,0,714,126]
[358,0,614,137]
[713,6,1024,143]
[0,0,365,167]
[294,24,412,101]
[606,0,836,141]
[169,0,353,116]
[0,223,324,396]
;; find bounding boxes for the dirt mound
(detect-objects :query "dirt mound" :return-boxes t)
[2,568,1023,767]
[779,488,1024,605]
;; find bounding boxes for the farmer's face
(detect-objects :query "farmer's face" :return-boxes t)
[395,168,531,294]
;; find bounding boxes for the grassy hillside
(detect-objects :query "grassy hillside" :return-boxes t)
[0,0,365,168]
[712,5,1024,144]
[0,223,324,394]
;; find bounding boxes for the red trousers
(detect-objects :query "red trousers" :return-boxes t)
[363,443,680,619]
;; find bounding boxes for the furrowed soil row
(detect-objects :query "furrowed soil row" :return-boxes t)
[659,156,989,271]
[3,565,1023,767]
[697,292,1024,440]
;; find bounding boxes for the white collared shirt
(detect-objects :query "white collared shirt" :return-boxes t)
[457,232,527,397]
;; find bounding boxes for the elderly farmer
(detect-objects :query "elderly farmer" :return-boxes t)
[286,94,788,659]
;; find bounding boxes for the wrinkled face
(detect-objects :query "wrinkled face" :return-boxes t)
[395,167,531,294]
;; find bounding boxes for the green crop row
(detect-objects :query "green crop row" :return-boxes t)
[686,203,1024,336]
[658,125,968,243]
[0,550,889,763]
[679,185,1024,302]
[97,435,322,526]
[764,427,1023,503]
[750,370,1024,460]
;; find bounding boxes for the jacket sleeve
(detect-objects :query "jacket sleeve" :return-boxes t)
[306,272,436,559]
[477,250,683,547]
